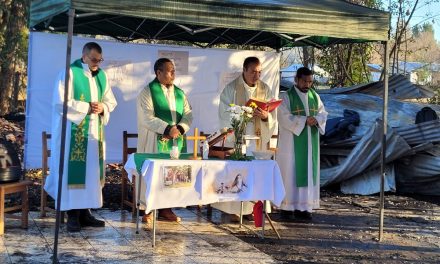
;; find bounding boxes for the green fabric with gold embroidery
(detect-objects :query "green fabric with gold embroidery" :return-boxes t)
[68,59,105,188]
[287,88,319,187]
[149,78,187,153]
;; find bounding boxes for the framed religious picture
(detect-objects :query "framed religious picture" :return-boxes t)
[162,165,192,188]
[213,165,250,200]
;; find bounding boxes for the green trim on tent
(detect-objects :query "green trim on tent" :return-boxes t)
[30,0,390,49]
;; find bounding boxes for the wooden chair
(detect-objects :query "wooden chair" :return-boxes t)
[121,131,138,216]
[0,180,33,235]
[40,132,64,222]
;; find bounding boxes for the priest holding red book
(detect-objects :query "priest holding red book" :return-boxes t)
[214,56,277,220]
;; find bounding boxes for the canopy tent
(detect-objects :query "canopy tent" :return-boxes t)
[30,0,389,49]
[28,0,392,255]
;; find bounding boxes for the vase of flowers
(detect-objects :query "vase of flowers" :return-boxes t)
[227,103,257,160]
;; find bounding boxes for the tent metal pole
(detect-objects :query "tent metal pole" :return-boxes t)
[379,40,389,242]
[53,8,75,264]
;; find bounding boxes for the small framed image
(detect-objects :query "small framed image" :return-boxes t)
[213,166,249,197]
[162,165,192,188]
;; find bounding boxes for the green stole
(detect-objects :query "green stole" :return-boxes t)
[287,87,319,187]
[149,78,187,153]
[68,59,105,188]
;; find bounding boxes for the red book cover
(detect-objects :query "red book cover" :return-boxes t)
[246,98,282,113]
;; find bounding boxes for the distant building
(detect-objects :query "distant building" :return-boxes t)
[280,64,329,85]
[368,62,440,85]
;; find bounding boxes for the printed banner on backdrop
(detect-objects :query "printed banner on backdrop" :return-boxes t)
[218,71,241,92]
[158,50,189,75]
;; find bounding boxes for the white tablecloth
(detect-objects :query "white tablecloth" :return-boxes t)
[124,154,286,213]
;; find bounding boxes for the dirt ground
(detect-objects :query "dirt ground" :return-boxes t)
[229,191,440,263]
[25,166,440,264]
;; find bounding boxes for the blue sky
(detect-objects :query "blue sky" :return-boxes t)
[386,1,440,41]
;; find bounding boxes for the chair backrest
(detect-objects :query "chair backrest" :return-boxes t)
[123,131,138,163]
[268,134,279,160]
[42,132,51,175]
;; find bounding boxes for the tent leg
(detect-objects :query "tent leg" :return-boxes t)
[379,40,389,242]
[53,8,75,264]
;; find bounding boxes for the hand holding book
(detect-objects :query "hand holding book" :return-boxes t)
[245,98,282,113]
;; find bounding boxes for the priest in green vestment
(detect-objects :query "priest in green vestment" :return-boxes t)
[276,67,327,220]
[137,58,193,223]
[214,56,277,220]
[44,42,117,232]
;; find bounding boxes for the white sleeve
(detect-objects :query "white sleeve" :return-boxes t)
[137,87,169,134]
[53,70,89,126]
[100,73,117,125]
[314,94,328,135]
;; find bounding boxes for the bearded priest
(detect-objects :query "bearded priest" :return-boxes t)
[276,67,327,221]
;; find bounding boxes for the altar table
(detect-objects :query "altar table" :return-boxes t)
[124,153,286,245]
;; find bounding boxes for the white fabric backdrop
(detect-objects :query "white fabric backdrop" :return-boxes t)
[25,32,280,168]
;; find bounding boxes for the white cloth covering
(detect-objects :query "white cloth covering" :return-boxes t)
[124,155,285,213]
[276,87,327,212]
[44,62,117,211]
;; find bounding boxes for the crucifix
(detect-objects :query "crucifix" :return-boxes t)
[186,128,207,160]
[292,105,304,115]
[309,106,318,116]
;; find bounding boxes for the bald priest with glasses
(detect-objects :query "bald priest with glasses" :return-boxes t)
[44,42,117,232]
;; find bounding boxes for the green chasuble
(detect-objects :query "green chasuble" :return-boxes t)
[67,59,105,188]
[149,78,187,153]
[287,87,319,187]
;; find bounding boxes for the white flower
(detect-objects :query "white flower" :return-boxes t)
[243,106,253,114]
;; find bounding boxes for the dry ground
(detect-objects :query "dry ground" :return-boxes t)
[22,167,440,263]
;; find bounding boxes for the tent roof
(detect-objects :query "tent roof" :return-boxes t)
[30,0,390,49]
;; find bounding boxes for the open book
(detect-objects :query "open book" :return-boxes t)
[246,98,282,113]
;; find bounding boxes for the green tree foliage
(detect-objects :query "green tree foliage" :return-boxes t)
[318,43,373,87]
[317,0,380,87]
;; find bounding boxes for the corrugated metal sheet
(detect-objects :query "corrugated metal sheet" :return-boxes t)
[394,120,440,146]
[320,121,411,186]
[319,93,440,142]
[319,74,434,99]
[396,154,440,196]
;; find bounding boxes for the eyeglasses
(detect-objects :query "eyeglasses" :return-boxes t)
[87,55,104,64]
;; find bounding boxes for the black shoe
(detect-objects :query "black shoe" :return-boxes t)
[66,210,81,232]
[280,210,293,221]
[79,209,105,227]
[294,210,312,220]
[302,211,312,220]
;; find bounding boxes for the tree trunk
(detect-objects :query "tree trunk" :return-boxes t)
[302,46,312,67]
[0,1,22,115]
[12,72,20,112]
